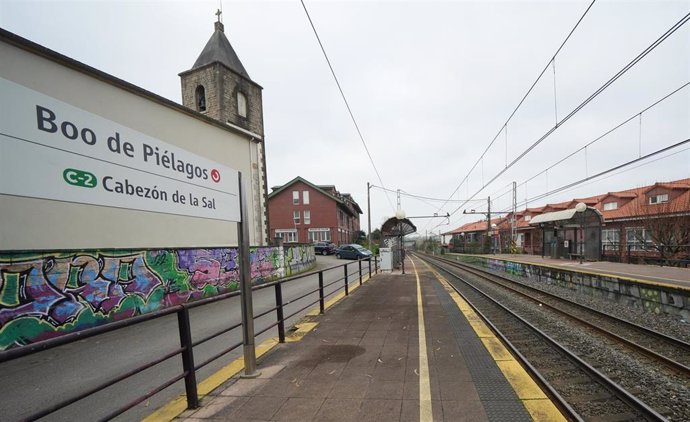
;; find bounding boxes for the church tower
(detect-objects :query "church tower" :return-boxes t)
[179,13,268,244]
[179,15,264,138]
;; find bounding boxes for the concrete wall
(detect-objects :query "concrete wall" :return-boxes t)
[0,34,266,249]
[0,244,315,350]
[451,254,690,320]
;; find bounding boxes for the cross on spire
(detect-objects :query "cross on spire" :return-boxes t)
[215,8,222,23]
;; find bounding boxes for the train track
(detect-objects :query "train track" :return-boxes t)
[428,254,690,375]
[414,252,689,422]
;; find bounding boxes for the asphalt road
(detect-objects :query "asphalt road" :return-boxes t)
[0,255,373,422]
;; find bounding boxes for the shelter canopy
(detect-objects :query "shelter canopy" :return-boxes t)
[381,217,417,237]
[529,209,579,225]
[529,206,603,227]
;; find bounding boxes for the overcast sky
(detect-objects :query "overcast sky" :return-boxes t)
[2,0,688,237]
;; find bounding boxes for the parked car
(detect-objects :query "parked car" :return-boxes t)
[314,242,337,255]
[335,244,373,260]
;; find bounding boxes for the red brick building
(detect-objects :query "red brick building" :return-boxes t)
[268,177,362,245]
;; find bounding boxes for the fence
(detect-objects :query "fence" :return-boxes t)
[601,243,690,267]
[0,256,378,421]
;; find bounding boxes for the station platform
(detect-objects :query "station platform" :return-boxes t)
[472,254,690,289]
[170,256,563,422]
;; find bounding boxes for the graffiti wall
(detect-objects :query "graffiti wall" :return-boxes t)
[0,245,314,350]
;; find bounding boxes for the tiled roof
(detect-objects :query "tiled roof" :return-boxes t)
[446,178,690,233]
[447,217,506,234]
[597,179,690,220]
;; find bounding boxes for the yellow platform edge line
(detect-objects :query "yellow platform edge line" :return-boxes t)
[447,253,688,291]
[144,271,379,422]
[420,261,566,422]
[142,336,279,422]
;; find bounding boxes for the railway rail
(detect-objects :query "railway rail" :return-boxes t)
[415,252,689,421]
[429,254,690,374]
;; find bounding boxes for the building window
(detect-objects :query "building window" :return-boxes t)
[276,229,297,243]
[602,229,620,247]
[292,191,299,205]
[304,210,311,225]
[603,202,618,211]
[195,85,206,112]
[308,228,331,242]
[626,227,652,251]
[293,210,300,224]
[524,215,531,221]
[649,193,668,205]
[303,190,310,205]
[237,92,247,117]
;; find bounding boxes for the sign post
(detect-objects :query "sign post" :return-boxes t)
[237,172,260,378]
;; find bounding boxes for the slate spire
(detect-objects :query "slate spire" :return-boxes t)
[191,16,250,79]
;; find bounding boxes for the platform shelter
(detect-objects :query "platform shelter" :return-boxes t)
[380,216,417,271]
[530,204,603,261]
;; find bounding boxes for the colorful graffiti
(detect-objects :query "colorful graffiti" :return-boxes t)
[0,245,314,350]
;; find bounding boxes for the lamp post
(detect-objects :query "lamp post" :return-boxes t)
[396,209,406,274]
[575,202,587,264]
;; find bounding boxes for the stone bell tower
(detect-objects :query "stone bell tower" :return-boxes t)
[179,12,269,245]
[179,13,264,138]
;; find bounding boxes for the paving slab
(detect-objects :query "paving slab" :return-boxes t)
[173,260,539,421]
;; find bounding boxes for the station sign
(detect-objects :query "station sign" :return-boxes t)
[0,77,241,222]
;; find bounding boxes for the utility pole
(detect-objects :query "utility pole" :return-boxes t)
[510,182,517,253]
[463,198,501,254]
[487,196,491,253]
[367,182,372,251]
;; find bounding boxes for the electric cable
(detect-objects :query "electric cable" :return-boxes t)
[300,0,395,211]
[490,138,690,214]
[508,82,690,199]
[370,184,485,203]
[426,0,598,225]
[443,142,690,232]
[446,12,690,219]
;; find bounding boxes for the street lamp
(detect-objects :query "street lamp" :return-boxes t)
[575,202,587,264]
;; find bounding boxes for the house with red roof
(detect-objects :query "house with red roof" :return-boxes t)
[268,177,362,245]
[445,178,690,265]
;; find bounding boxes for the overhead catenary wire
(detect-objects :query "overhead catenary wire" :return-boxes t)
[496,138,690,213]
[517,82,690,191]
[425,0,598,227]
[446,12,690,219]
[369,184,485,203]
[445,140,690,230]
[299,0,394,211]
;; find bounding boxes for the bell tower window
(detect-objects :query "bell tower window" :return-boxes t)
[195,85,206,112]
[237,92,247,117]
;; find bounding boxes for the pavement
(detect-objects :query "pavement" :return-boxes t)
[159,256,563,422]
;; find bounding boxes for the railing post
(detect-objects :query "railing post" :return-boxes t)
[368,257,372,278]
[375,255,378,273]
[275,283,285,343]
[318,271,325,314]
[344,265,349,296]
[358,259,363,286]
[177,308,199,409]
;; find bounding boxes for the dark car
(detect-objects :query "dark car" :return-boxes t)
[335,244,372,260]
[314,242,337,255]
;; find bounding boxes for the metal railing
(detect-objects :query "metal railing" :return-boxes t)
[0,256,378,422]
[601,243,690,267]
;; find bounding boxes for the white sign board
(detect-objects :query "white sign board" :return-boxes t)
[0,77,241,222]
